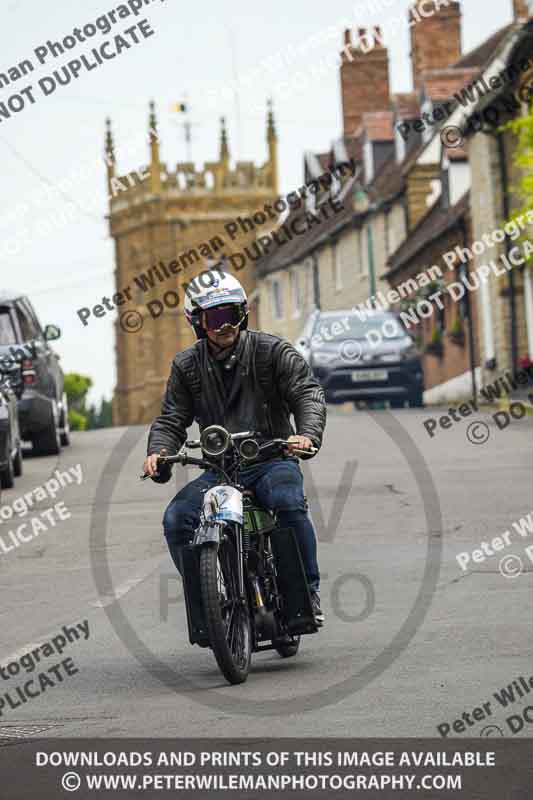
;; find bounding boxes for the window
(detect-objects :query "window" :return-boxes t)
[22,298,44,340]
[289,270,302,317]
[0,309,16,345]
[333,244,343,291]
[271,278,283,320]
[15,304,36,341]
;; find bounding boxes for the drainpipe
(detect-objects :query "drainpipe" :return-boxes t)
[497,130,519,377]
[459,216,477,401]
[367,219,377,300]
[312,252,321,310]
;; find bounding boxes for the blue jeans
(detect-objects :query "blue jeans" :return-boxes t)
[163,457,320,592]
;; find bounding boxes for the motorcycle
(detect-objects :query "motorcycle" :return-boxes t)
[142,425,319,685]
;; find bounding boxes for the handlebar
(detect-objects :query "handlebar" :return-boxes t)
[140,436,317,480]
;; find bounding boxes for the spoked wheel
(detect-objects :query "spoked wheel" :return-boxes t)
[200,539,251,685]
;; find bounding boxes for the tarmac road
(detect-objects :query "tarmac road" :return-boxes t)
[0,405,531,740]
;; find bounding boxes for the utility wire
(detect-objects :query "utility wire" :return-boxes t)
[0,136,103,222]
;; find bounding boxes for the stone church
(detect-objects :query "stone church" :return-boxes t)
[106,102,278,425]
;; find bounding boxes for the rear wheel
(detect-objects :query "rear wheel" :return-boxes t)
[33,409,60,456]
[200,538,251,685]
[13,442,23,477]
[274,634,300,658]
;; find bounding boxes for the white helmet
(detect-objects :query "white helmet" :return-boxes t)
[184,266,248,339]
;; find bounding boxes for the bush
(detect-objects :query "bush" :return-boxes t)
[68,408,88,431]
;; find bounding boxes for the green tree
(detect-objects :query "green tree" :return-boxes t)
[63,373,113,430]
[503,110,533,252]
[64,372,92,430]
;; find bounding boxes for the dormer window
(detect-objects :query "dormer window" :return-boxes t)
[421,98,434,145]
[363,137,374,183]
[395,121,407,163]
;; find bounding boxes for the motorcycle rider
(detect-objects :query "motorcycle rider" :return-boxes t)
[143,269,327,624]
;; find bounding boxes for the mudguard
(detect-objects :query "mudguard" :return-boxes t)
[269,527,318,635]
[181,544,209,647]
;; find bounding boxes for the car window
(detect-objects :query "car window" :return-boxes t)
[313,313,407,342]
[21,298,44,340]
[15,304,37,342]
[0,308,17,345]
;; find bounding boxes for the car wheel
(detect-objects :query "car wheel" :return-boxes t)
[390,399,405,409]
[409,392,424,408]
[13,442,23,477]
[0,439,15,489]
[59,392,71,447]
[33,411,61,456]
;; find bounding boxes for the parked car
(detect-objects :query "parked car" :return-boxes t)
[0,291,70,455]
[0,377,22,489]
[295,309,424,408]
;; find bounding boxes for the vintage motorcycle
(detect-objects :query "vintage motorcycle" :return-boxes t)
[142,425,319,685]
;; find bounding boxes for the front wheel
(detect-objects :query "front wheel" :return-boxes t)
[409,391,424,408]
[59,393,71,447]
[200,539,251,685]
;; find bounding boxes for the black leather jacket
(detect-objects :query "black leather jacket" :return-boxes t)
[147,330,326,462]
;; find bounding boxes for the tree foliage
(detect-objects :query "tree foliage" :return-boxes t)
[64,372,112,430]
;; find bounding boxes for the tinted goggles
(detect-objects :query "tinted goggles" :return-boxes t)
[203,304,244,331]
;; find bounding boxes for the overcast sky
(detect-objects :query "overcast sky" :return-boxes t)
[0,0,511,404]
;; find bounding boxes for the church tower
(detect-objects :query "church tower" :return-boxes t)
[106,102,278,425]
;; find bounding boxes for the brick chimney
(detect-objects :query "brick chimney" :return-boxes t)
[409,1,462,92]
[512,0,529,20]
[340,28,390,137]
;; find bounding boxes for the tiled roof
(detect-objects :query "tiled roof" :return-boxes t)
[343,134,363,164]
[453,23,515,69]
[368,152,404,204]
[385,191,470,275]
[255,181,357,278]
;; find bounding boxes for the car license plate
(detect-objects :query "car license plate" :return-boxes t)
[352,369,388,382]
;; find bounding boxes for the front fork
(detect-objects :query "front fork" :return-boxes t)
[235,522,245,599]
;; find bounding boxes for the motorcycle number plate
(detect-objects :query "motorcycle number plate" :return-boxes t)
[203,485,243,525]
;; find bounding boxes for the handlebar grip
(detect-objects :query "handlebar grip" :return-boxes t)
[291,447,318,456]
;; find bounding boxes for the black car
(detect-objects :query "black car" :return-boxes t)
[0,377,22,489]
[296,309,424,408]
[0,291,70,455]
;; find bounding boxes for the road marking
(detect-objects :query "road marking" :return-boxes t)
[90,559,164,608]
[2,641,44,664]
